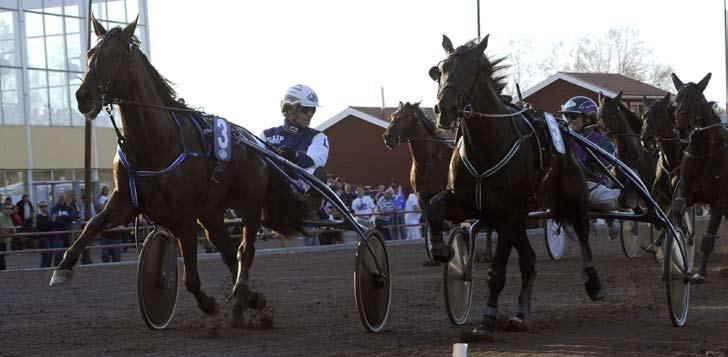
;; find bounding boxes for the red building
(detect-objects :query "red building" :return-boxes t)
[520,72,671,116]
[316,106,435,190]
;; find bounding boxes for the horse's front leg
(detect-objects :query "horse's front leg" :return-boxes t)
[177,221,219,315]
[50,190,136,285]
[426,190,465,262]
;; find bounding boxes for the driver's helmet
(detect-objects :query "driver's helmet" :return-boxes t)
[281,84,319,112]
[560,96,598,122]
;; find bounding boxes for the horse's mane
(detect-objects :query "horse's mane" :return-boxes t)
[455,40,509,95]
[109,27,187,109]
[617,102,643,134]
[411,104,454,141]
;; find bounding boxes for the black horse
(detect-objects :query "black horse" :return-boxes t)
[671,73,728,282]
[426,35,603,334]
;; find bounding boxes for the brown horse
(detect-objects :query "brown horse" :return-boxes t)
[383,101,493,262]
[641,92,682,209]
[597,91,657,203]
[427,35,601,334]
[671,73,728,282]
[49,17,309,327]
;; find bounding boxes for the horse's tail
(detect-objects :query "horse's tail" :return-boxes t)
[261,169,310,237]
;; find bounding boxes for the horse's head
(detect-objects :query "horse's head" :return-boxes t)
[76,14,138,119]
[384,101,422,149]
[428,35,492,129]
[672,72,712,137]
[596,91,624,136]
[642,92,676,146]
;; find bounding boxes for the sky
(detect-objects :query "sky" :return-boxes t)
[146,0,727,135]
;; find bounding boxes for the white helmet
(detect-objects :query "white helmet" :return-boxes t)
[281,84,319,112]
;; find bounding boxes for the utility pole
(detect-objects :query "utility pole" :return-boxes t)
[477,0,481,39]
[724,0,727,117]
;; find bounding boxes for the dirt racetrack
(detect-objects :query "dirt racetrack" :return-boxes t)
[2,218,728,357]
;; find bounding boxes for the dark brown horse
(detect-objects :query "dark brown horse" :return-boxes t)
[427,35,601,334]
[49,17,309,327]
[641,92,682,209]
[383,101,493,262]
[671,73,728,282]
[597,91,657,203]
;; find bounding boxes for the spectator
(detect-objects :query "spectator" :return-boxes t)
[391,185,407,239]
[340,183,356,209]
[0,202,16,270]
[375,185,386,202]
[69,195,93,264]
[352,186,376,228]
[98,186,110,211]
[16,194,34,228]
[35,201,52,268]
[404,193,422,240]
[375,188,396,240]
[50,193,78,267]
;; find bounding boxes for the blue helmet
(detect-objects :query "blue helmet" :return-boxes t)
[560,96,598,120]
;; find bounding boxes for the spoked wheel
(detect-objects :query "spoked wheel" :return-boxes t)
[620,221,641,258]
[354,229,391,333]
[444,227,474,325]
[664,216,693,327]
[544,219,567,260]
[137,228,179,330]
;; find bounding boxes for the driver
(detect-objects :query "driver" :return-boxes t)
[261,84,329,219]
[561,96,636,214]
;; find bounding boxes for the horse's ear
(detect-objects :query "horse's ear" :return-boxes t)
[122,15,139,40]
[398,101,403,107]
[664,92,670,102]
[476,34,490,53]
[615,90,623,103]
[598,92,604,105]
[414,101,421,108]
[428,66,440,82]
[91,13,107,37]
[697,72,712,93]
[671,73,684,90]
[642,95,649,107]
[442,35,454,54]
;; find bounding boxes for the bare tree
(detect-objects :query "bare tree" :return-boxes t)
[505,26,674,91]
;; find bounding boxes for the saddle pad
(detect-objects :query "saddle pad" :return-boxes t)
[213,116,232,162]
[544,112,565,155]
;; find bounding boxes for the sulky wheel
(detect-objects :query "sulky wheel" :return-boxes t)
[137,228,179,330]
[354,229,391,333]
[664,221,692,327]
[544,219,567,260]
[443,227,474,325]
[620,221,641,258]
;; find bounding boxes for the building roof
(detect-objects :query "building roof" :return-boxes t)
[316,105,437,131]
[520,72,670,101]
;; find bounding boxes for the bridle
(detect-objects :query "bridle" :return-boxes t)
[387,108,455,145]
[88,30,136,107]
[675,86,728,159]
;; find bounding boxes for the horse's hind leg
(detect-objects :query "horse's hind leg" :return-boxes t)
[50,190,135,285]
[231,212,264,328]
[177,222,218,315]
[692,206,723,282]
[199,213,238,280]
[507,221,536,331]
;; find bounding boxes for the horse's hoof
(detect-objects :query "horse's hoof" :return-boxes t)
[504,316,527,332]
[430,241,453,263]
[231,312,247,329]
[49,270,73,286]
[475,252,492,263]
[584,268,607,301]
[690,273,707,284]
[421,259,440,267]
[199,296,219,315]
[468,319,496,343]
[247,292,267,310]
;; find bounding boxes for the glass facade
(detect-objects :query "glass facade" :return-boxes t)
[0,0,149,127]
[0,168,114,206]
